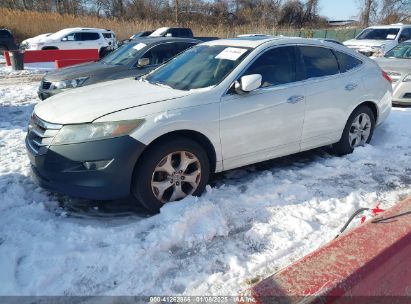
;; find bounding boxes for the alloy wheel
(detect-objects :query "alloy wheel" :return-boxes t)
[151,151,202,203]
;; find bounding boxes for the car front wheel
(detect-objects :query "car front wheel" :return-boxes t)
[332,105,375,155]
[131,136,210,213]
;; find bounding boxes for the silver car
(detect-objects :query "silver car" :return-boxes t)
[374,41,411,105]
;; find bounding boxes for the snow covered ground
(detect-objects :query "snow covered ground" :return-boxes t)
[0,77,411,296]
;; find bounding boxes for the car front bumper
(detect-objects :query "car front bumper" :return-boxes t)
[392,81,411,105]
[26,135,146,200]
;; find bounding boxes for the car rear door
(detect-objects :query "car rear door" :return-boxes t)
[220,46,306,170]
[298,45,365,151]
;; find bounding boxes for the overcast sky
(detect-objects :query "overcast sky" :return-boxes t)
[319,0,360,20]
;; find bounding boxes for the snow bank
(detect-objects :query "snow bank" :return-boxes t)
[0,81,410,296]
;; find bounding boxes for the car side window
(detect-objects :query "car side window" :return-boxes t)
[299,46,339,79]
[398,29,409,42]
[80,32,100,41]
[335,51,363,73]
[63,33,77,41]
[242,46,297,88]
[141,43,180,65]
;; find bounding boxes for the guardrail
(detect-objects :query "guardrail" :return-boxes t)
[4,49,99,69]
[244,197,411,303]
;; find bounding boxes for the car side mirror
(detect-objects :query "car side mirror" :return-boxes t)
[137,58,150,68]
[235,74,262,94]
[61,37,68,41]
[166,33,173,37]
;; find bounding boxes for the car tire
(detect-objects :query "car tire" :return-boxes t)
[131,136,210,214]
[332,105,375,156]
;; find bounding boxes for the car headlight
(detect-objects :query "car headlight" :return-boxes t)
[51,77,89,90]
[52,119,145,145]
[403,74,411,82]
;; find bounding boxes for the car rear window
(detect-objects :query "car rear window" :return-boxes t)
[335,51,363,73]
[299,46,339,79]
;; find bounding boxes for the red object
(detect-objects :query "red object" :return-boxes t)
[55,58,97,69]
[371,203,385,215]
[23,49,99,63]
[243,197,411,303]
[382,71,392,83]
[4,49,99,66]
[4,51,11,66]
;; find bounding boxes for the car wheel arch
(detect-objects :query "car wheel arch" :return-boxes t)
[137,130,218,174]
[337,101,379,142]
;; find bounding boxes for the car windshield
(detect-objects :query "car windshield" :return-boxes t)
[357,28,400,40]
[385,43,411,59]
[145,45,251,91]
[101,42,146,65]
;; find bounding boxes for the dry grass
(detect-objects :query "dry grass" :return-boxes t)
[0,8,318,42]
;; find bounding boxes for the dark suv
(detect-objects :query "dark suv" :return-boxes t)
[0,29,18,51]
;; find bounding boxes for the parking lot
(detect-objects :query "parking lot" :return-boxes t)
[1,67,411,295]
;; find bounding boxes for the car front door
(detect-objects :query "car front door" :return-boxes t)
[220,46,306,170]
[298,45,365,151]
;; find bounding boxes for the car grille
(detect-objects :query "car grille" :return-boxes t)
[26,114,62,156]
[42,81,52,90]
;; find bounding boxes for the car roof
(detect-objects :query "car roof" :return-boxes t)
[203,36,341,49]
[128,37,201,45]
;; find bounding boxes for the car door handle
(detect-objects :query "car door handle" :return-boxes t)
[345,83,358,91]
[287,95,304,104]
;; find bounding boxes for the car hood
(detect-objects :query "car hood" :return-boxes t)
[34,78,190,124]
[44,62,126,81]
[344,39,390,48]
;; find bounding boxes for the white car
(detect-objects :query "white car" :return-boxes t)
[25,27,117,54]
[20,33,52,49]
[374,41,411,105]
[26,37,392,213]
[344,24,411,56]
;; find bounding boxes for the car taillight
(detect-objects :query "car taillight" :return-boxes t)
[382,71,392,83]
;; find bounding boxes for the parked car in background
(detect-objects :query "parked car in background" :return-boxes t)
[148,27,218,42]
[344,24,411,57]
[149,27,194,38]
[20,33,52,50]
[130,31,153,39]
[27,37,392,213]
[37,37,200,100]
[25,28,117,55]
[0,29,18,51]
[374,41,411,105]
